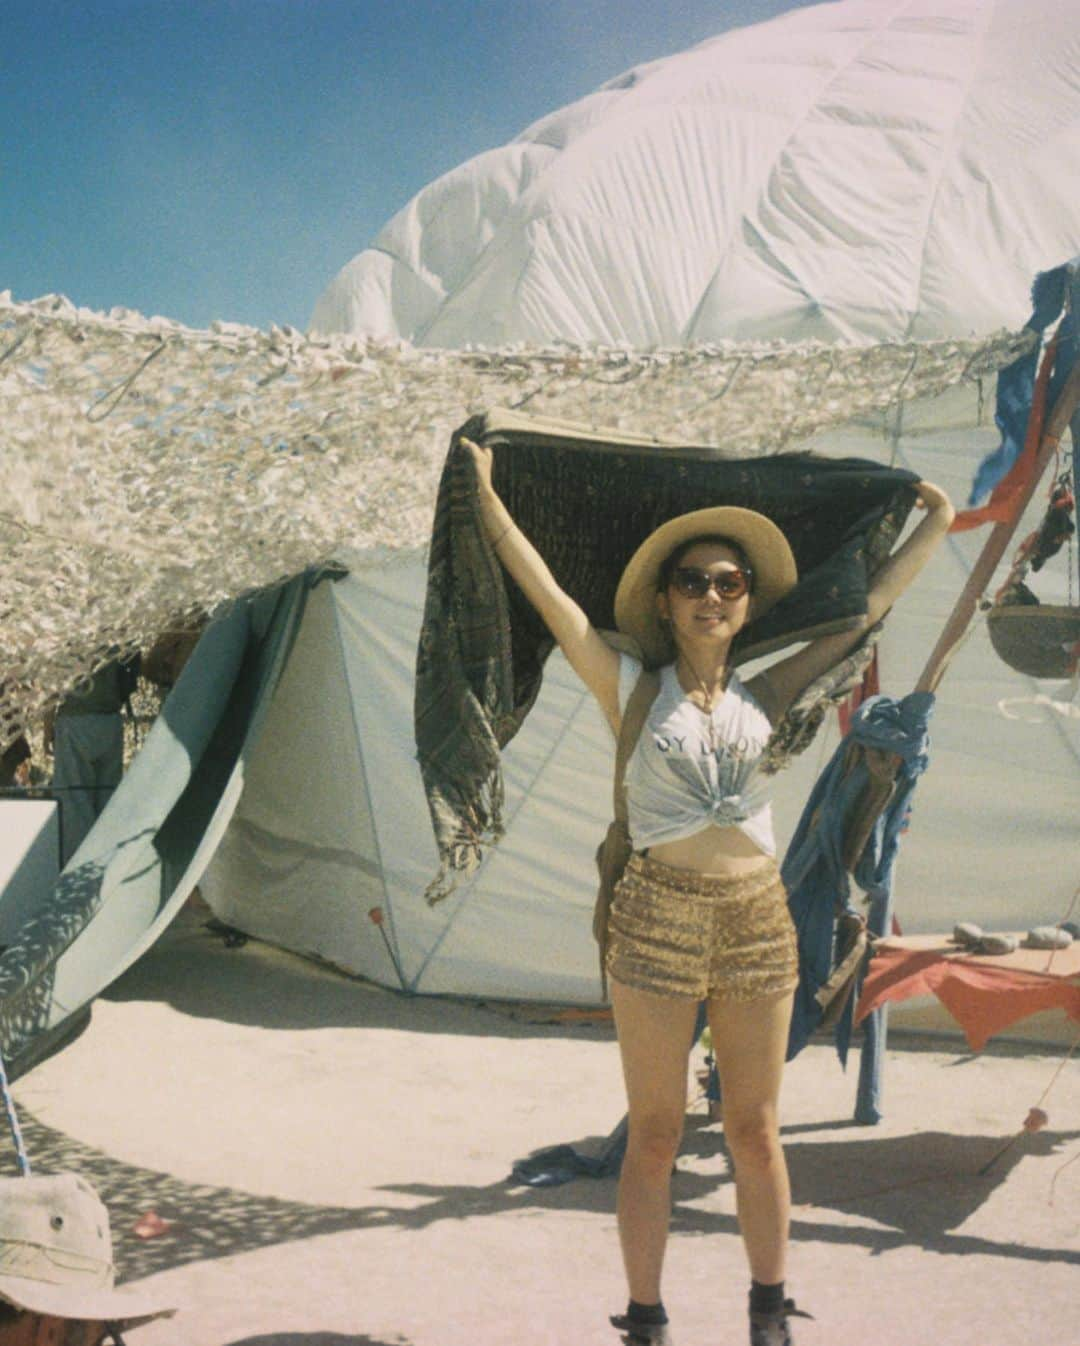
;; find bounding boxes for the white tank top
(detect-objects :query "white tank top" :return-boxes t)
[617,654,776,856]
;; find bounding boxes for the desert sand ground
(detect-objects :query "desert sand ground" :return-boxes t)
[7,905,1079,1346]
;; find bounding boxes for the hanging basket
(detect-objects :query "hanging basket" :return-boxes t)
[987,600,1080,678]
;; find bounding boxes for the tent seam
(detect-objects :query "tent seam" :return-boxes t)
[355,244,446,301]
[902,0,998,339]
[408,678,600,994]
[330,590,407,992]
[684,0,922,342]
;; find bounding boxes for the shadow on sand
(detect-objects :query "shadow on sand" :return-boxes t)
[376,1113,1080,1266]
[2,1103,1076,1292]
[225,1337,413,1346]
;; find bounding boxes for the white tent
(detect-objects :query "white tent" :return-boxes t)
[230,0,1077,1000]
[197,465,1079,1003]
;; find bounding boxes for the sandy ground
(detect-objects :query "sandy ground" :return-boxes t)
[7,906,1079,1346]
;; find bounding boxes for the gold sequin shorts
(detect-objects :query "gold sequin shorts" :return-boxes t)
[605,851,799,1001]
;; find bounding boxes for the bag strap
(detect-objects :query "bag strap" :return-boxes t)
[612,669,661,824]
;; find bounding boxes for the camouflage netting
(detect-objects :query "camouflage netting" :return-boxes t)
[0,291,1034,746]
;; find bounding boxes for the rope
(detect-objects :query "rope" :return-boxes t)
[0,1045,32,1177]
[970,877,1080,1177]
[788,1022,1080,1207]
[976,1022,1080,1178]
[85,338,167,422]
[1049,1114,1080,1205]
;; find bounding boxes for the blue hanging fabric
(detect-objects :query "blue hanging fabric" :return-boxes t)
[967,258,1079,507]
[782,692,935,1122]
[1066,267,1080,604]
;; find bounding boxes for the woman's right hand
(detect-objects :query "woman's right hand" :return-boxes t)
[460,436,495,494]
[457,435,621,728]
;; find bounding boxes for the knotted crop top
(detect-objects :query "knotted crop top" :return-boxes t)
[617,654,776,856]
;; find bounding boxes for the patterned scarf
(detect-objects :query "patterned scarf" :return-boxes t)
[415,414,916,902]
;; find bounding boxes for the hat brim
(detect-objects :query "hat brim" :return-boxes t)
[613,506,797,667]
[0,1276,175,1327]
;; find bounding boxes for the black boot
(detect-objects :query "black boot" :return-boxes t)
[748,1298,812,1346]
[610,1312,674,1345]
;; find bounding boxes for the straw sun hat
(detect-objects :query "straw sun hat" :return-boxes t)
[614,506,797,666]
[0,1174,174,1327]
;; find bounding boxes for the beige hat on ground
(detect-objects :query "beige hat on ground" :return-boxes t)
[614,506,798,667]
[0,1174,174,1326]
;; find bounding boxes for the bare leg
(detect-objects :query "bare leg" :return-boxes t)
[610,979,699,1304]
[707,989,794,1284]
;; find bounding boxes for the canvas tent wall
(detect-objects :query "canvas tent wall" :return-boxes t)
[198,406,1079,1004]
[199,548,619,1003]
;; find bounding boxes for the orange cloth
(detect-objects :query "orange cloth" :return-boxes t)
[855,934,1080,1052]
[950,331,1058,533]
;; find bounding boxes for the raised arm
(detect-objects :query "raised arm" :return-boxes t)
[748,481,955,723]
[464,438,623,731]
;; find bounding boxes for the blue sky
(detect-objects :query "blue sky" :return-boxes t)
[6,1,812,331]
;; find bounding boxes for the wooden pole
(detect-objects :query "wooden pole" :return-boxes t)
[916,353,1080,693]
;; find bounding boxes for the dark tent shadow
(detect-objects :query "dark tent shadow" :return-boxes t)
[284,1109,1078,1266]
[786,1127,1077,1238]
[101,924,617,1044]
[225,1337,413,1346]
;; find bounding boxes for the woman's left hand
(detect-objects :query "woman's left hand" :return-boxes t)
[914,480,955,524]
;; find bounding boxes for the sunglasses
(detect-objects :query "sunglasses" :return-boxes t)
[671,565,752,601]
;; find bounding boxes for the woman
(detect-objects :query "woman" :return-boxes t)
[464,437,953,1346]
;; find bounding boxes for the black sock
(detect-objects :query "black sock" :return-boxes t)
[626,1300,668,1325]
[750,1281,785,1315]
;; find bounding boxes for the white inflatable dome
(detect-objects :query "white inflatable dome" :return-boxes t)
[311,0,1079,348]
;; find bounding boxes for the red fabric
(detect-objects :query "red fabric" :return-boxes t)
[855,937,1080,1052]
[950,331,1059,533]
[837,647,880,737]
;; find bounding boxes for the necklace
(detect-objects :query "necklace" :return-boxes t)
[677,653,726,751]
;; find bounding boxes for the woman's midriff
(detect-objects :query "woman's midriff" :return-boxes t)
[646,823,771,878]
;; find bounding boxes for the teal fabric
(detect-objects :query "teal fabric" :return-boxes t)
[0,576,314,1076]
[57,657,139,717]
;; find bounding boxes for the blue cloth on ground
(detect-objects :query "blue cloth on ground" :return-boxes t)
[782,692,935,1124]
[510,1116,628,1186]
[509,1004,711,1186]
[968,259,1079,507]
